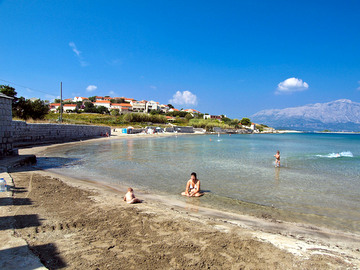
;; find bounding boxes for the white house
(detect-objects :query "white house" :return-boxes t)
[111,103,133,112]
[160,104,170,113]
[131,100,147,112]
[146,100,160,112]
[204,114,222,120]
[63,104,77,112]
[49,103,61,112]
[94,100,111,108]
[183,109,201,116]
[73,96,89,102]
[168,108,179,112]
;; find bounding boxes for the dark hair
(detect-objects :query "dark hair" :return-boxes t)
[191,172,197,179]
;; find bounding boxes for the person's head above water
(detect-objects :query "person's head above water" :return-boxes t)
[191,172,197,180]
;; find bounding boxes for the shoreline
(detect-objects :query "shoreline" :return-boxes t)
[8,167,360,268]
[14,134,360,267]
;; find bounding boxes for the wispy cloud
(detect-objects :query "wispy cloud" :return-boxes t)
[357,81,360,91]
[276,77,309,94]
[69,42,89,67]
[109,90,116,95]
[86,85,97,92]
[150,85,157,90]
[169,90,198,106]
[106,59,122,66]
[45,94,58,101]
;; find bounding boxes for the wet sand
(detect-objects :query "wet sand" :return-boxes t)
[11,134,360,269]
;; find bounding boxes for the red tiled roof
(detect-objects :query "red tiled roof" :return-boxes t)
[94,100,110,103]
[112,103,132,107]
[50,103,61,106]
[64,104,77,107]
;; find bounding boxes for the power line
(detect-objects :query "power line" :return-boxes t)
[0,78,57,97]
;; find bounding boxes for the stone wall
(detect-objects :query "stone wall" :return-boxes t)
[0,94,16,157]
[12,121,111,147]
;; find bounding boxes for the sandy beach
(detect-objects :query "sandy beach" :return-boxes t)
[7,134,360,269]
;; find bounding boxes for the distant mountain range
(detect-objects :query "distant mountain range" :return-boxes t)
[252,99,360,132]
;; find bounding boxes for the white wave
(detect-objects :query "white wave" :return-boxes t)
[316,151,354,158]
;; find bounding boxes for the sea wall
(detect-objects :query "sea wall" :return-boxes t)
[165,126,194,133]
[12,121,111,147]
[0,94,16,157]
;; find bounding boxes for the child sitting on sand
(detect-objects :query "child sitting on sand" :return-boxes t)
[124,188,142,204]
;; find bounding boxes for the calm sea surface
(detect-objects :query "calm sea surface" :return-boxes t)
[38,133,360,233]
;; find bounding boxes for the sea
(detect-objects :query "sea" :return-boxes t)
[37,133,360,233]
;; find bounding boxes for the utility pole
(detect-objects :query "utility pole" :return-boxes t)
[60,82,63,123]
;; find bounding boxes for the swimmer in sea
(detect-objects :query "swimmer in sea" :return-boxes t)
[274,150,280,167]
[181,172,204,197]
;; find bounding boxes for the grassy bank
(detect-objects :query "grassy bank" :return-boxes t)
[15,112,241,130]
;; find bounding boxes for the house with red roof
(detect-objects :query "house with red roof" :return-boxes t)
[165,116,176,122]
[49,103,61,112]
[131,100,147,112]
[63,104,78,112]
[94,100,111,108]
[183,109,201,114]
[160,104,170,113]
[73,97,89,102]
[146,100,160,112]
[111,103,133,112]
[168,108,179,112]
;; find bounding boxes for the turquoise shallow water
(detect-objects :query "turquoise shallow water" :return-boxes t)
[38,133,360,233]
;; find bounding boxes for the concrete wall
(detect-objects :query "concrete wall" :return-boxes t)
[165,126,194,133]
[12,121,111,147]
[0,94,15,157]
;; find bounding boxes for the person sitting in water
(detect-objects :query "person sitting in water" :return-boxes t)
[124,187,142,204]
[181,172,204,197]
[274,150,281,167]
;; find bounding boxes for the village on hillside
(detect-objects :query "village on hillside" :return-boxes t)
[50,95,212,118]
[47,95,275,133]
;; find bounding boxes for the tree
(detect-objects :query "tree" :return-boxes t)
[14,97,49,120]
[222,117,231,123]
[0,85,17,98]
[230,118,240,127]
[0,85,17,108]
[97,106,109,114]
[110,109,120,116]
[240,117,251,126]
[54,99,61,103]
[84,102,97,113]
[167,104,174,109]
[185,113,194,121]
[88,96,96,102]
[149,110,160,115]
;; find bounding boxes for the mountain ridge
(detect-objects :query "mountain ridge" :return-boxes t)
[252,99,360,131]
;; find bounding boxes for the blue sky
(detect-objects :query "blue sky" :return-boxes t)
[1,0,359,118]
